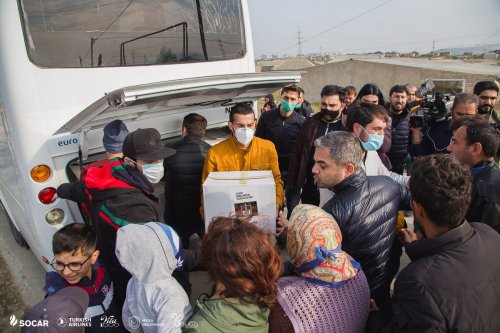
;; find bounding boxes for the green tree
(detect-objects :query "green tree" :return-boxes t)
[156,46,177,64]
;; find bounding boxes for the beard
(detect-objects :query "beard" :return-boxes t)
[477,104,493,115]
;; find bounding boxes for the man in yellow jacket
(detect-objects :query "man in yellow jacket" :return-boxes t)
[201,103,284,216]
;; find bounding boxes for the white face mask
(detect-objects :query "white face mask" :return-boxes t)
[234,128,255,145]
[141,162,164,183]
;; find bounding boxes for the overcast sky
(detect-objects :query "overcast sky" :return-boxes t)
[247,0,500,57]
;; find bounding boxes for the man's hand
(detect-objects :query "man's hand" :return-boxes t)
[410,127,424,144]
[397,228,418,245]
[275,210,289,238]
[369,299,379,312]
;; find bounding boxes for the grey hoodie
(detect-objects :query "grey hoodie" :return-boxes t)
[116,222,193,333]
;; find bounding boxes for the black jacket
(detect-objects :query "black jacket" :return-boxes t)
[163,135,211,242]
[287,113,344,189]
[255,108,304,173]
[410,118,451,157]
[322,170,410,292]
[388,109,411,170]
[368,221,500,332]
[466,160,500,232]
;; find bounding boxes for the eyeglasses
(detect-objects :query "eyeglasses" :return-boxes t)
[50,253,94,272]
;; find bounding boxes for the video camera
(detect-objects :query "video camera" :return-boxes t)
[409,80,450,128]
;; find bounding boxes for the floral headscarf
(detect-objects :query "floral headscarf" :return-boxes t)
[287,204,360,287]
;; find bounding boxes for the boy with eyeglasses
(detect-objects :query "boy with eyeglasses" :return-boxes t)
[44,223,121,332]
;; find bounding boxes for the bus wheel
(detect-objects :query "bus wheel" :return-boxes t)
[0,201,28,248]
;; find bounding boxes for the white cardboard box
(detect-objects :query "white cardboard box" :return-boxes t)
[203,170,276,233]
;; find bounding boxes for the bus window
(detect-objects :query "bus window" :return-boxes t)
[19,0,246,68]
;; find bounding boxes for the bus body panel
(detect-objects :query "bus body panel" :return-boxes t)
[0,0,300,270]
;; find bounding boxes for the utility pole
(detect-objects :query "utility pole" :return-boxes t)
[297,28,303,57]
[432,40,435,60]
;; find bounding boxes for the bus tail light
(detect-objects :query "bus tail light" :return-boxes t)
[46,209,64,225]
[38,187,57,204]
[31,165,51,182]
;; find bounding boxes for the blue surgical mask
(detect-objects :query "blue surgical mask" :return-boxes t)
[141,162,164,183]
[281,101,297,113]
[359,127,384,151]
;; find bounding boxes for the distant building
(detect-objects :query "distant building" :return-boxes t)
[401,51,419,57]
[484,53,498,60]
[438,50,453,57]
[385,52,400,57]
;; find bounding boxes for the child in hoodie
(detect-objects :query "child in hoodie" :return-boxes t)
[116,222,192,332]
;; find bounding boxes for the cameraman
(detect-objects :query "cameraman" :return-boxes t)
[411,93,478,157]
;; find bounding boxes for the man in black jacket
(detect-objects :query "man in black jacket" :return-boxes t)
[256,85,305,213]
[447,116,500,232]
[295,86,314,118]
[368,154,500,332]
[313,131,410,316]
[387,85,411,175]
[286,85,346,211]
[164,113,211,246]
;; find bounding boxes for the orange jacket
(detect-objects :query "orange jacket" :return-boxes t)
[201,136,284,207]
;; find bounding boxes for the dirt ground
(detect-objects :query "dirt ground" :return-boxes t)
[0,250,26,333]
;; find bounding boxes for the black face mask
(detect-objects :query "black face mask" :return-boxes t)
[321,109,340,121]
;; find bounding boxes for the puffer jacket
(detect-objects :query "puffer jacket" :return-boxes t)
[164,135,211,244]
[322,170,410,292]
[387,109,411,172]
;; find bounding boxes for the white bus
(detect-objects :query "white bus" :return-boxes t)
[0,0,300,269]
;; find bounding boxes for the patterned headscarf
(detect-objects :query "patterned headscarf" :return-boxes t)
[287,204,360,287]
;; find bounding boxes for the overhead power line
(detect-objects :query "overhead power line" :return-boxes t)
[272,0,394,54]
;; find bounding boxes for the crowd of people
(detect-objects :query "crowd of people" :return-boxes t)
[22,79,500,332]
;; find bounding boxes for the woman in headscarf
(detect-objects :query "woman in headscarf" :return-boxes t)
[269,204,370,333]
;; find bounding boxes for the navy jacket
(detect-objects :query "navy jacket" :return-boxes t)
[388,109,411,169]
[322,170,410,292]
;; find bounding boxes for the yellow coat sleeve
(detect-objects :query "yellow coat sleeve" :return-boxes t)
[269,145,284,207]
